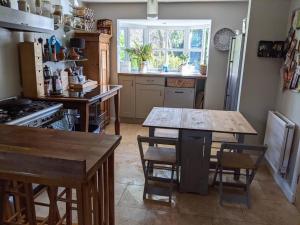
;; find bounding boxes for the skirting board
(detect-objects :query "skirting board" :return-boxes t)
[266,161,296,203]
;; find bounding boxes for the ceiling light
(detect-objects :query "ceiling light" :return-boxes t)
[147,0,158,20]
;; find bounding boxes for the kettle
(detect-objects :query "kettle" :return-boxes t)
[50,71,63,95]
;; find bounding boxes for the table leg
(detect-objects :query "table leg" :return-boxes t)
[65,188,72,225]
[148,127,155,174]
[114,90,120,135]
[149,127,155,146]
[76,187,84,225]
[108,153,115,225]
[79,104,89,132]
[0,180,5,224]
[47,186,59,225]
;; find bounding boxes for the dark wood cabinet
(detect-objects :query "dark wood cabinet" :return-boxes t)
[75,32,112,125]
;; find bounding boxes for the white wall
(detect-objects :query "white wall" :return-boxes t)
[239,0,290,144]
[87,2,248,109]
[275,0,300,211]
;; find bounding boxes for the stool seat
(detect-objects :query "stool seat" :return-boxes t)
[144,147,176,164]
[218,152,255,169]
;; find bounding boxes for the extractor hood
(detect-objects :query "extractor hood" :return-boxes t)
[0,6,54,33]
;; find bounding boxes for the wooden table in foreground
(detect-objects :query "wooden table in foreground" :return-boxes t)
[37,85,122,135]
[0,125,121,225]
[143,107,257,194]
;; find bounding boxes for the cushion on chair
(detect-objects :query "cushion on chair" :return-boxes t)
[154,128,179,139]
[218,152,256,169]
[144,146,176,164]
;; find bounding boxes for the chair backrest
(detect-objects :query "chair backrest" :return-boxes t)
[220,142,268,169]
[137,135,179,161]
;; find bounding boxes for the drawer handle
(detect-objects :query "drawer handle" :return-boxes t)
[175,91,184,94]
[147,80,154,82]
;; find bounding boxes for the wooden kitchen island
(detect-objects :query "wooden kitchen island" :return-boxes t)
[37,85,122,135]
[0,125,121,225]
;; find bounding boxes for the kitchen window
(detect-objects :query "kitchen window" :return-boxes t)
[117,20,211,73]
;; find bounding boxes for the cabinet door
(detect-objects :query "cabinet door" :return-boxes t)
[119,76,136,118]
[99,43,110,85]
[83,41,100,82]
[136,84,164,119]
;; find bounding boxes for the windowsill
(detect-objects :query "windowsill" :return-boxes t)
[118,71,207,79]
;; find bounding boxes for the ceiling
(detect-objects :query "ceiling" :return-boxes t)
[83,0,248,3]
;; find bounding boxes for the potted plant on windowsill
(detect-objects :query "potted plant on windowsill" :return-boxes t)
[178,54,189,72]
[125,43,152,73]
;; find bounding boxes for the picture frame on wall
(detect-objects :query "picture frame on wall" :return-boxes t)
[257,41,285,58]
[257,41,273,57]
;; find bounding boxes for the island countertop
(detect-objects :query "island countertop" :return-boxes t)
[118,71,207,79]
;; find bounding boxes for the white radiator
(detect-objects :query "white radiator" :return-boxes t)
[264,111,295,175]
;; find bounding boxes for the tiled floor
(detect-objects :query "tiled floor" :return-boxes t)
[104,123,300,225]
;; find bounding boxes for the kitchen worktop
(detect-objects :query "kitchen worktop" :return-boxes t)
[37,85,122,103]
[118,72,207,79]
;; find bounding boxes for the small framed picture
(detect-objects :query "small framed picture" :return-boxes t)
[272,41,285,58]
[257,41,273,57]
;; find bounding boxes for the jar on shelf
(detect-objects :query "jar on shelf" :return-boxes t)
[53,4,62,24]
[41,0,51,17]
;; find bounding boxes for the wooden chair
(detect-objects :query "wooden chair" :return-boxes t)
[210,133,237,169]
[137,135,179,203]
[212,143,267,208]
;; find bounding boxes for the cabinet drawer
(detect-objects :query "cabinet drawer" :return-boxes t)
[167,78,195,88]
[136,76,165,85]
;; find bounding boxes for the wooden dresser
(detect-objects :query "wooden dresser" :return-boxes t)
[75,32,112,125]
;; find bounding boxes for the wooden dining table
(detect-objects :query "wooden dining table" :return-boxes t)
[143,107,257,195]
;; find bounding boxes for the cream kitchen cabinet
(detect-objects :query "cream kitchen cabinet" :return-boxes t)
[118,73,205,120]
[119,75,136,118]
[135,84,165,118]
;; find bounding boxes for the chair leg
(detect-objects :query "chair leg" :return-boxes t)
[212,163,219,187]
[246,169,251,208]
[176,165,180,186]
[143,161,150,200]
[219,166,224,206]
[169,165,175,203]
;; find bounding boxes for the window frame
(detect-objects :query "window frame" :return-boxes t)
[117,23,210,72]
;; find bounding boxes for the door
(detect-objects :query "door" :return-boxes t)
[119,76,136,118]
[136,84,164,118]
[224,34,245,111]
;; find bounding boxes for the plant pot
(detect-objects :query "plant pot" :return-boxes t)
[140,61,148,73]
[200,64,207,75]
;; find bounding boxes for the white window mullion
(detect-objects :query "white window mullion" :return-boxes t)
[184,28,189,59]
